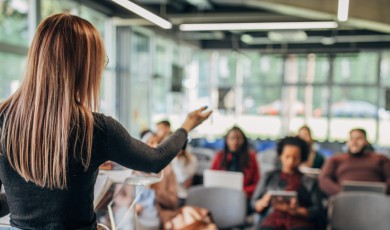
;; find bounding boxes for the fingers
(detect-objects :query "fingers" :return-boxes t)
[264,193,271,201]
[197,105,208,112]
[200,110,213,119]
[290,198,298,208]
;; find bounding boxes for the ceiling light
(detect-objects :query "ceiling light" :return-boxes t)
[268,31,307,42]
[338,0,350,22]
[179,21,338,31]
[241,34,254,44]
[112,0,172,29]
[321,37,335,45]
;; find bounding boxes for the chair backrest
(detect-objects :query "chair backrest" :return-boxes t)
[329,192,390,230]
[257,149,277,176]
[190,147,215,176]
[186,186,247,229]
[342,181,387,194]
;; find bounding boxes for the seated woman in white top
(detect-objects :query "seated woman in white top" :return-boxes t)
[171,149,198,206]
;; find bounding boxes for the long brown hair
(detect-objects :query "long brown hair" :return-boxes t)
[0,13,105,189]
[220,126,250,170]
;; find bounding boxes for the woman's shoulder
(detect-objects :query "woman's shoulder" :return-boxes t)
[93,112,110,122]
[92,112,119,131]
[189,153,198,162]
[264,169,282,179]
[248,150,257,158]
[214,150,224,158]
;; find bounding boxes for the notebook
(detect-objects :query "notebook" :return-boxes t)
[342,181,387,194]
[203,169,244,191]
[94,169,133,209]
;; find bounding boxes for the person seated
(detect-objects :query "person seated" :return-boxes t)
[319,128,390,196]
[138,131,178,227]
[252,137,326,230]
[141,131,214,229]
[143,128,197,206]
[211,126,260,199]
[171,148,198,206]
[297,125,325,169]
[156,120,173,141]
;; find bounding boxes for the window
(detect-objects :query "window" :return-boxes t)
[333,53,379,84]
[130,31,152,135]
[0,0,29,46]
[0,52,26,100]
[329,87,378,143]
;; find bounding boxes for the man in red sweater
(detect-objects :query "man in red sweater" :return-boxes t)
[319,128,390,196]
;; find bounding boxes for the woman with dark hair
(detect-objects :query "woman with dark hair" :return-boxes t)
[211,126,260,199]
[0,13,211,229]
[297,125,325,169]
[251,137,325,230]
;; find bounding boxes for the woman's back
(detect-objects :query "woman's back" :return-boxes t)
[0,13,211,230]
[0,113,106,229]
[0,113,189,229]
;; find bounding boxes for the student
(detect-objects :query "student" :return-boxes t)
[319,128,390,196]
[211,126,260,199]
[156,120,172,141]
[252,137,325,230]
[297,125,325,169]
[140,132,211,229]
[0,13,211,229]
[154,121,198,206]
[171,149,198,206]
[140,131,179,226]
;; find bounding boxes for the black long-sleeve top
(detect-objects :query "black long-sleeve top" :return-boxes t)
[0,113,187,230]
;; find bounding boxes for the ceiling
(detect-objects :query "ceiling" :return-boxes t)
[82,0,390,53]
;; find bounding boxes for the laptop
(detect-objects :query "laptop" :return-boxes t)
[203,169,244,191]
[342,181,387,194]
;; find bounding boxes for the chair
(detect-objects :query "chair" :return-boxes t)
[186,186,247,229]
[257,149,278,177]
[328,192,390,230]
[190,147,216,176]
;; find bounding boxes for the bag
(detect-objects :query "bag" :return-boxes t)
[163,206,217,230]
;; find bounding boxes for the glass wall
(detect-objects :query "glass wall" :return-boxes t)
[0,0,29,46]
[0,53,26,100]
[0,0,29,102]
[184,51,390,147]
[379,52,390,146]
[0,0,114,116]
[1,0,390,147]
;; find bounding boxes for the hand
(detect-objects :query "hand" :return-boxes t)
[286,198,309,217]
[272,201,289,213]
[181,106,213,133]
[136,204,143,215]
[272,196,291,212]
[255,193,271,213]
[183,178,193,188]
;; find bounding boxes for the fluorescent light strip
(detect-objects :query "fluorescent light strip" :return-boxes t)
[179,21,338,31]
[338,0,350,22]
[112,0,172,29]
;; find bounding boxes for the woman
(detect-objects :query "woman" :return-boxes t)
[171,148,198,206]
[0,13,211,230]
[139,132,214,230]
[297,126,325,169]
[211,126,260,199]
[251,137,326,230]
[140,131,179,227]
